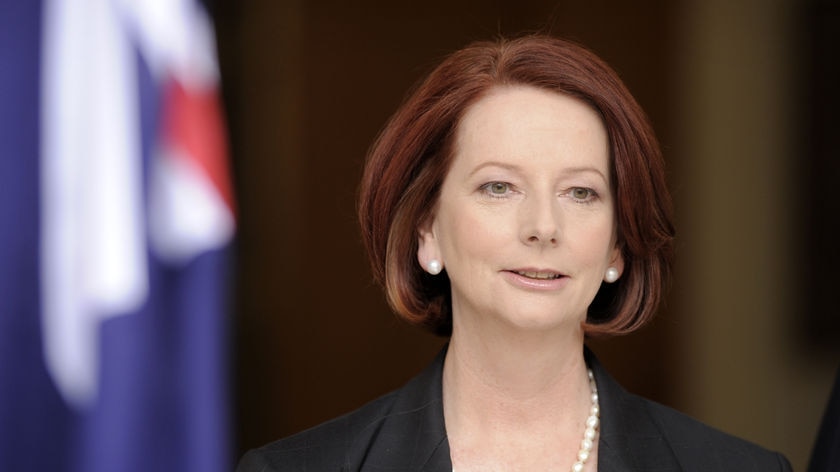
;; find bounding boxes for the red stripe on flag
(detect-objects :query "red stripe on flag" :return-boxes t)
[161,79,235,216]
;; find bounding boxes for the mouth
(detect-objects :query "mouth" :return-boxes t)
[510,270,564,280]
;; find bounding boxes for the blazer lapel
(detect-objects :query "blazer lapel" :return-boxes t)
[587,348,682,471]
[357,348,452,472]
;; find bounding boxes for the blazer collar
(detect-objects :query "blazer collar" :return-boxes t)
[586,347,681,471]
[352,347,451,471]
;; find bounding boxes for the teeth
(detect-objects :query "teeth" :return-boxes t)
[517,271,561,280]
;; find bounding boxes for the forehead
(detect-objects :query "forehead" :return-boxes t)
[453,85,609,173]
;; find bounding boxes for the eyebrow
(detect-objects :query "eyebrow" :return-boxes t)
[467,161,521,177]
[563,166,609,183]
[468,161,609,183]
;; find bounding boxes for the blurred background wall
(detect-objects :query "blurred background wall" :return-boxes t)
[212,0,839,470]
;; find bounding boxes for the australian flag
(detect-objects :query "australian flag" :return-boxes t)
[0,0,235,471]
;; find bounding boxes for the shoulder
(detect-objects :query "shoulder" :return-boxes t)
[236,390,401,472]
[639,396,792,471]
[236,348,450,472]
[586,348,790,471]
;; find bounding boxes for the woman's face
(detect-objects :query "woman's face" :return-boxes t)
[418,85,623,334]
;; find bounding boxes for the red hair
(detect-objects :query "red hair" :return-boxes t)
[358,35,674,337]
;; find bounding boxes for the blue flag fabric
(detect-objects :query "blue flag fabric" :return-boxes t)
[0,0,234,470]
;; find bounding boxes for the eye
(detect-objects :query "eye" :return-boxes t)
[480,181,513,197]
[568,187,597,202]
[489,182,509,194]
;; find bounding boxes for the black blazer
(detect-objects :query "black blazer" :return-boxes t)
[238,348,791,471]
[809,365,840,472]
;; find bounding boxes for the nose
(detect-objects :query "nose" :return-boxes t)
[520,195,560,247]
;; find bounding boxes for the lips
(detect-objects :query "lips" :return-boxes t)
[512,270,564,280]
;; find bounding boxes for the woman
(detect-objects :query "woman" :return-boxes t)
[238,35,791,471]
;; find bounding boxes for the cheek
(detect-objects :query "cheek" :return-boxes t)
[438,207,510,266]
[570,217,617,263]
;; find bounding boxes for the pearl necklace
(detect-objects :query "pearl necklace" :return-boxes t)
[452,368,600,472]
[572,368,600,472]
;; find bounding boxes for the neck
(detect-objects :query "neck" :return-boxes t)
[442,322,595,470]
[443,327,590,422]
[445,306,589,399]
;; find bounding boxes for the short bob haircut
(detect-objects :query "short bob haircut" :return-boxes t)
[358,35,675,337]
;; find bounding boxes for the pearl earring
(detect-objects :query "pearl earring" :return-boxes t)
[427,259,442,275]
[605,267,619,283]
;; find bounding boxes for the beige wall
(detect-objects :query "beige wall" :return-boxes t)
[674,0,836,469]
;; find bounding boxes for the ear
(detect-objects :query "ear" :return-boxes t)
[417,221,441,272]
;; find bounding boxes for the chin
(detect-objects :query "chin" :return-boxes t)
[500,310,581,333]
